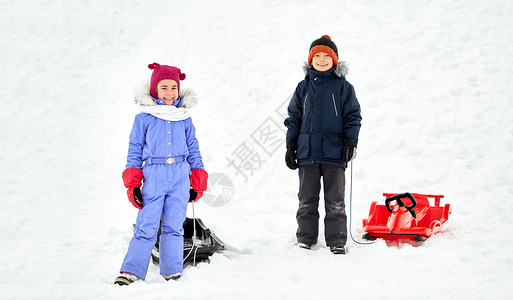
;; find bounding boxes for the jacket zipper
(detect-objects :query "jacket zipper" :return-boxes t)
[303,95,308,115]
[332,94,338,116]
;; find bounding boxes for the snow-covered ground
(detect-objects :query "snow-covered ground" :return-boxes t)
[2,0,513,299]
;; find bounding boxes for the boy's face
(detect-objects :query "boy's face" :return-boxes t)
[156,79,179,105]
[311,52,333,72]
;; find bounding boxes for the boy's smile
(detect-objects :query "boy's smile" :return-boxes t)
[311,52,334,72]
[156,79,179,105]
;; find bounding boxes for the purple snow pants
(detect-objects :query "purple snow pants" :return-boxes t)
[120,162,190,280]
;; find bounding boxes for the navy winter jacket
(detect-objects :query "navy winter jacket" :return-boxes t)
[284,62,362,168]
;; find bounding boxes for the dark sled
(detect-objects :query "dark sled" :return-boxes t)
[150,217,226,266]
[362,193,451,246]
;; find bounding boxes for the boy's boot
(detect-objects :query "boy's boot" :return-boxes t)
[297,242,312,250]
[330,245,347,255]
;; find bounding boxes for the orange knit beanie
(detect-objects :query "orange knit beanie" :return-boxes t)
[307,35,339,66]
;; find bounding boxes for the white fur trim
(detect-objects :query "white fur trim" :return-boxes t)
[179,88,198,108]
[302,61,349,77]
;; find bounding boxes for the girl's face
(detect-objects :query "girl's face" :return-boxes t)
[311,52,333,72]
[156,79,179,105]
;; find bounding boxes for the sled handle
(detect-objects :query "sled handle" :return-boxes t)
[385,193,417,217]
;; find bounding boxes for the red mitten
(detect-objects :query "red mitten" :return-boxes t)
[190,169,208,202]
[122,167,144,209]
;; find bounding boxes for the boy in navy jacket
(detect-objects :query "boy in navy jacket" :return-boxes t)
[284,35,362,254]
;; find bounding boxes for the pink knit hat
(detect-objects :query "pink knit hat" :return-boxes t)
[148,62,186,98]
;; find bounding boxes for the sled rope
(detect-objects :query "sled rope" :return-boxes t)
[183,202,199,265]
[192,202,198,266]
[191,203,198,266]
[348,160,377,245]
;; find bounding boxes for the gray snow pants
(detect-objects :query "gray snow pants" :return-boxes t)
[296,163,347,247]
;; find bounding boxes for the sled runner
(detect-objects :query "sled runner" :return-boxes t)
[362,193,451,246]
[148,217,226,266]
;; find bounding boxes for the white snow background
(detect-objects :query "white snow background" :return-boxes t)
[1,0,513,299]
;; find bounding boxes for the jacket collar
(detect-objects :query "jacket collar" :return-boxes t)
[302,61,349,79]
[152,96,183,107]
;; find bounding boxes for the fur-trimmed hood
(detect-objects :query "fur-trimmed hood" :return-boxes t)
[133,81,198,108]
[302,61,349,78]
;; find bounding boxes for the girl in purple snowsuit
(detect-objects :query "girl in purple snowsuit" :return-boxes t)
[115,63,208,285]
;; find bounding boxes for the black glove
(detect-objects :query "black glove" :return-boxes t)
[342,138,358,162]
[285,139,298,170]
[189,188,198,203]
[133,187,143,208]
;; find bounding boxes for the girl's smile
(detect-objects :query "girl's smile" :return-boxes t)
[156,79,179,105]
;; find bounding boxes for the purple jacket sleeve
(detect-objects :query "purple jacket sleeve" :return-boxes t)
[184,117,204,170]
[126,114,147,170]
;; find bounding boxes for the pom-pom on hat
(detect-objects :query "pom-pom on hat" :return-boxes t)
[148,62,186,98]
[307,35,339,67]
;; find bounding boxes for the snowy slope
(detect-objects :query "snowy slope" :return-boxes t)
[1,0,513,299]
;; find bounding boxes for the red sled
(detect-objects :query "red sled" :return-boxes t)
[362,193,451,246]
